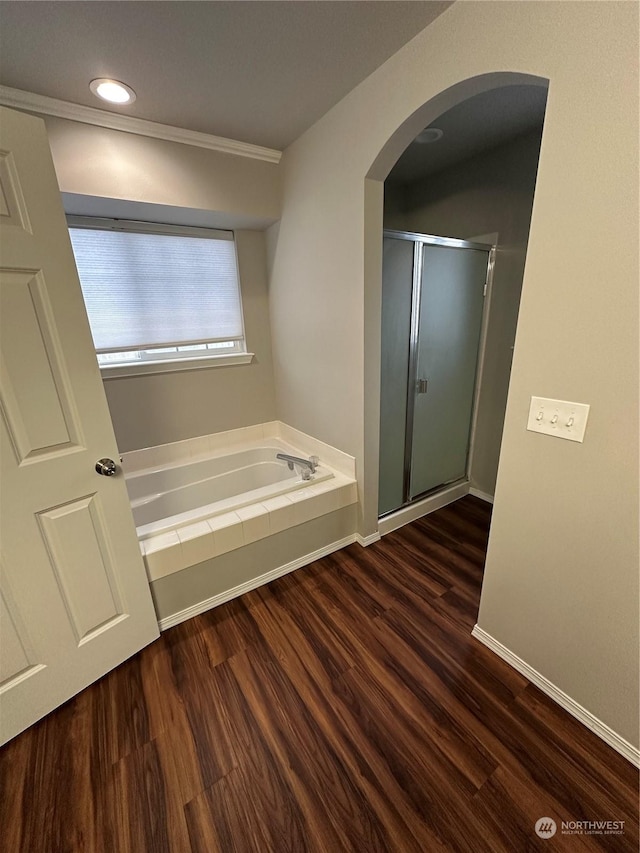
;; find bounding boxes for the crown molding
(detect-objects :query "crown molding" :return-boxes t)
[0,86,282,164]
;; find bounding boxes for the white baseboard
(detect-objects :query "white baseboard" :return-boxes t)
[469,488,494,504]
[472,625,640,768]
[157,534,356,631]
[378,481,470,536]
[355,532,381,547]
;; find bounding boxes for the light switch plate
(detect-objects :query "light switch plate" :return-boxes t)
[526,396,590,443]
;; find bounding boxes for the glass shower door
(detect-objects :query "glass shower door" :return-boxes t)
[378,236,414,515]
[408,243,489,499]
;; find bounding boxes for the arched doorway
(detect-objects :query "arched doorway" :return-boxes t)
[361,73,549,538]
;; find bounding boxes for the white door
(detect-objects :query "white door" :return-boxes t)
[0,107,159,745]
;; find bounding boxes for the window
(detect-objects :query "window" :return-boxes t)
[67,217,249,375]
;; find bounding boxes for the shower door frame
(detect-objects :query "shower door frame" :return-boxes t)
[381,229,496,514]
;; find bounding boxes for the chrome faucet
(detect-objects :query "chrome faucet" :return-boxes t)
[276,453,319,478]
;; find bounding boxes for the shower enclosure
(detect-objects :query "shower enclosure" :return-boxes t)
[379,230,493,516]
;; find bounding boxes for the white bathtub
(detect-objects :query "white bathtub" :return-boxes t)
[123,424,357,586]
[126,443,334,539]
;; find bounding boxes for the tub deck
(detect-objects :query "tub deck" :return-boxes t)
[122,424,357,582]
[127,445,334,538]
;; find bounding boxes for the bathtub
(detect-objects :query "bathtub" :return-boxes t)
[127,443,334,539]
[123,424,358,587]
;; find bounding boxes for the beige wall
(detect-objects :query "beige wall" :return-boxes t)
[384,129,544,496]
[269,2,639,746]
[45,117,279,451]
[44,116,280,226]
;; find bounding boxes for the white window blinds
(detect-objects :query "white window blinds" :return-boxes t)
[68,219,244,354]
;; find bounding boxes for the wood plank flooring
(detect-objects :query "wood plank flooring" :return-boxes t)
[1,496,637,851]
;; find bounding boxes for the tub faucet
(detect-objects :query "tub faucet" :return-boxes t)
[276,453,319,477]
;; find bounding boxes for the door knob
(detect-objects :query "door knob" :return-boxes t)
[95,458,117,476]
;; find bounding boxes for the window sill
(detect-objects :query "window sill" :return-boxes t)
[100,352,254,379]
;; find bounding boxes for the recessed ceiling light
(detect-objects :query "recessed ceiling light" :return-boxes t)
[416,127,444,144]
[89,78,136,105]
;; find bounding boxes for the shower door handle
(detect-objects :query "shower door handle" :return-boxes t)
[417,378,429,395]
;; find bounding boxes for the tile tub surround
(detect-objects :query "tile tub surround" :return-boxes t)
[129,447,335,538]
[150,506,357,627]
[121,422,357,582]
[121,421,356,478]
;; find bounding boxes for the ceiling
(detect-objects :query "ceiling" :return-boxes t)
[0,0,452,152]
[387,84,548,185]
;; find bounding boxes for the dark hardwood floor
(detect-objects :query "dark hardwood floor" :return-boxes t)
[1,496,638,852]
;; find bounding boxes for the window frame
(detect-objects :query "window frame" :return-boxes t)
[67,215,252,378]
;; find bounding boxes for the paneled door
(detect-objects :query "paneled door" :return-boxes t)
[0,107,159,745]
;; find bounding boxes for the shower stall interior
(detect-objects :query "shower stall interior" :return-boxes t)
[379,230,494,517]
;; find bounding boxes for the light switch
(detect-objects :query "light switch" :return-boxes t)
[526,396,590,443]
